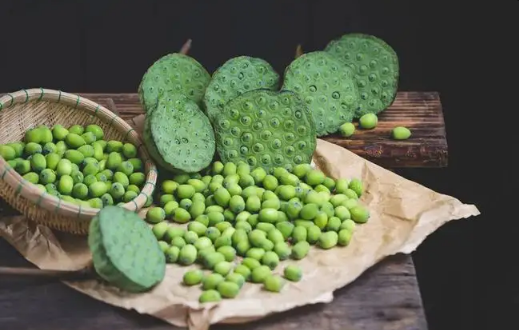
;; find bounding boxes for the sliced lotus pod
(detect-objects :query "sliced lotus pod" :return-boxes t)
[88,206,166,293]
[214,89,316,173]
[203,56,280,122]
[142,114,179,172]
[149,94,215,173]
[282,51,359,137]
[138,53,211,113]
[324,33,399,117]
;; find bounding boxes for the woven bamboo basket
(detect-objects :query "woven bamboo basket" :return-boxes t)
[0,88,158,235]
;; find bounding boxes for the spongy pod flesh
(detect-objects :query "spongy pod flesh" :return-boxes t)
[88,206,166,293]
[324,33,399,117]
[203,56,280,123]
[149,94,215,173]
[282,51,360,137]
[214,89,316,173]
[138,53,211,114]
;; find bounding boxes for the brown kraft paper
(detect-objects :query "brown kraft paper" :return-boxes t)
[0,139,480,330]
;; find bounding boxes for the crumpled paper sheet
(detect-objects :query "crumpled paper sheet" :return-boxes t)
[0,139,480,330]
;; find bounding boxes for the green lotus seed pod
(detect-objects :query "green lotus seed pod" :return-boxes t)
[183,270,203,286]
[325,33,399,117]
[350,205,370,223]
[263,275,285,292]
[213,89,316,171]
[318,231,339,249]
[139,53,210,114]
[199,289,222,303]
[202,273,225,290]
[282,51,359,136]
[283,265,302,282]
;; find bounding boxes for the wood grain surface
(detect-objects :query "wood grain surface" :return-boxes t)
[0,237,428,330]
[76,91,448,168]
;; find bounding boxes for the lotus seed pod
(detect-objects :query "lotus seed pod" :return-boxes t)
[325,33,399,117]
[204,56,280,122]
[144,94,215,173]
[87,206,166,292]
[138,53,211,113]
[214,89,317,172]
[282,51,359,136]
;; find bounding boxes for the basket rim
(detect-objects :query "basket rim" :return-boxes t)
[0,88,158,220]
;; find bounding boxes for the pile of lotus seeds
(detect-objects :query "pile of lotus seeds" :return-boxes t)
[0,124,147,208]
[145,161,368,302]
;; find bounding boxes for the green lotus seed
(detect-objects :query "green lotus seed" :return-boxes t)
[291,241,310,260]
[359,113,378,129]
[261,251,279,269]
[327,216,342,232]
[338,229,353,246]
[202,273,225,290]
[226,272,245,289]
[217,246,236,262]
[217,281,240,298]
[273,242,291,260]
[52,124,69,141]
[152,221,169,240]
[214,261,233,276]
[204,252,226,269]
[263,275,285,292]
[178,244,197,265]
[233,264,251,280]
[348,178,363,197]
[242,257,261,270]
[283,265,302,282]
[392,126,411,140]
[340,219,356,231]
[251,265,271,283]
[350,205,370,223]
[339,122,356,137]
[199,289,222,303]
[276,221,294,240]
[158,241,169,253]
[318,231,339,249]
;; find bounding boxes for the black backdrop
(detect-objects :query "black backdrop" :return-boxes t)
[0,1,487,329]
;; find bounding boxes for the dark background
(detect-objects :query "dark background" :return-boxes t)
[0,0,493,329]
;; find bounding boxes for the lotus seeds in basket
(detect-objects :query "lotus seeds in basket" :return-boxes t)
[0,124,149,209]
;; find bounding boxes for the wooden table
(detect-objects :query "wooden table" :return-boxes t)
[0,91,446,330]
